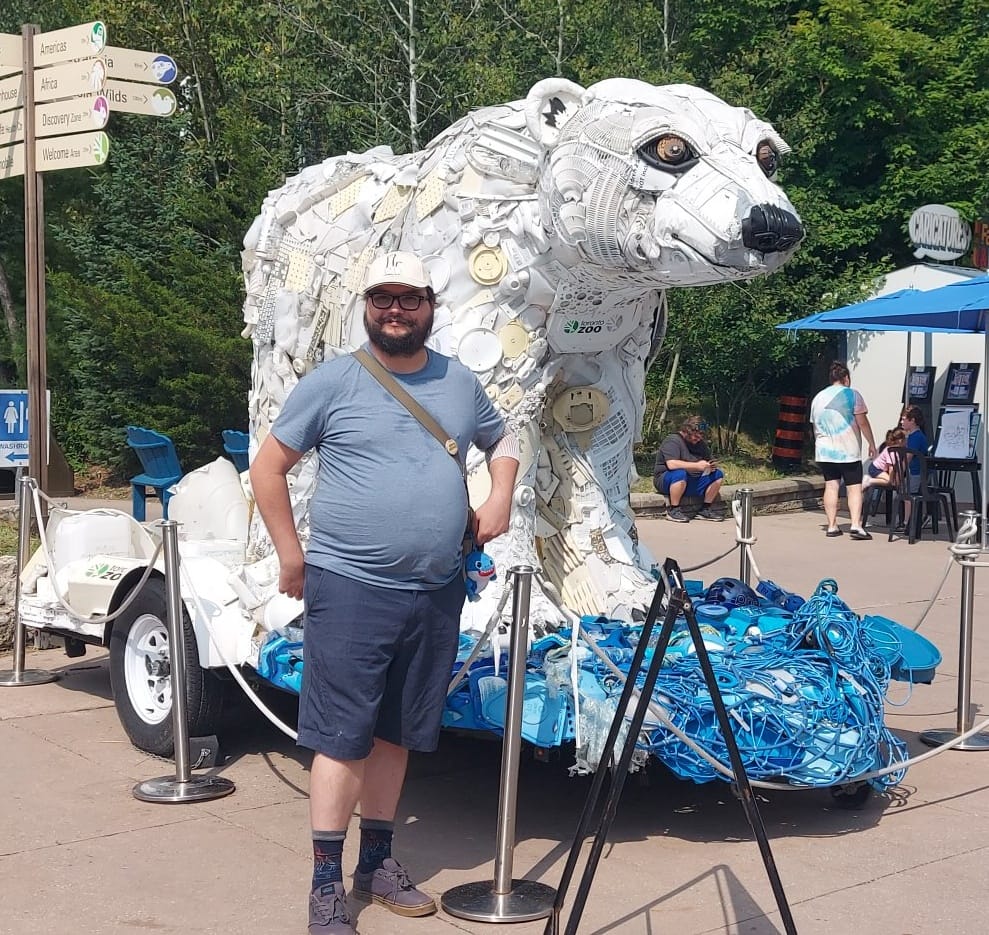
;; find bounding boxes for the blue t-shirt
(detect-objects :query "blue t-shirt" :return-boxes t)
[906,428,929,475]
[272,347,505,590]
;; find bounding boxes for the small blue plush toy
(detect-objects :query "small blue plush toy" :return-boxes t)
[464,549,496,601]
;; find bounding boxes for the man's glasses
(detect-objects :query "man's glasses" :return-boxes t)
[367,292,428,311]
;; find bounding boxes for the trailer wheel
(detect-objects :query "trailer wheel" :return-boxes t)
[109,577,225,758]
[829,782,873,809]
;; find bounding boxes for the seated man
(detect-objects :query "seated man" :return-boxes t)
[653,416,725,522]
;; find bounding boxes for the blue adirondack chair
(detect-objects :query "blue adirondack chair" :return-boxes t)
[126,425,182,521]
[222,429,250,473]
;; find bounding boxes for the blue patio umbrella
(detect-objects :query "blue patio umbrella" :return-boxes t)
[779,273,989,540]
[779,275,989,334]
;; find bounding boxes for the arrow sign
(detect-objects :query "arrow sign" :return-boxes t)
[37,129,110,172]
[35,58,106,103]
[103,79,176,117]
[0,140,24,180]
[0,107,23,143]
[0,72,23,114]
[36,95,110,139]
[33,20,106,68]
[103,46,177,85]
[0,33,19,75]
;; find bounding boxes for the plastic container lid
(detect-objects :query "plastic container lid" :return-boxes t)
[458,328,503,372]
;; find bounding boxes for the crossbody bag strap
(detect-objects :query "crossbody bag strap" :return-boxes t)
[352,347,460,459]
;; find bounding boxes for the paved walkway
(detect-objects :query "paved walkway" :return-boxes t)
[3,507,989,934]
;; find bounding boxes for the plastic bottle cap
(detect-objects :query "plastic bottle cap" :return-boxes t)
[499,321,529,358]
[469,245,508,285]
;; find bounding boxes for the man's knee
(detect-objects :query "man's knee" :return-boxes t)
[659,469,688,496]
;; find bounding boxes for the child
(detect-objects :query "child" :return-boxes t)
[863,427,906,490]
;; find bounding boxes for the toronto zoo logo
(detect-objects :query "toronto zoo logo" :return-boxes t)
[563,319,605,334]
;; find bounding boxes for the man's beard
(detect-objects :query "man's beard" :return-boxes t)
[364,308,434,356]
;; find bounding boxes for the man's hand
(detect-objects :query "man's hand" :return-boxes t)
[473,493,512,545]
[250,433,307,600]
[473,453,519,546]
[278,547,306,601]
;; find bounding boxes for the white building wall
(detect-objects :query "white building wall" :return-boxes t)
[845,263,987,506]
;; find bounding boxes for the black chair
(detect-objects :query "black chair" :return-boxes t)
[863,482,893,530]
[888,447,956,544]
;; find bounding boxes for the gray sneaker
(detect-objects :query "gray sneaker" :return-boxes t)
[696,504,725,522]
[353,858,436,917]
[309,882,354,933]
[666,506,690,523]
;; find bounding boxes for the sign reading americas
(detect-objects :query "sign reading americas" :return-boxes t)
[909,204,972,262]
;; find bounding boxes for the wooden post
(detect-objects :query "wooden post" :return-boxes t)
[22,24,48,501]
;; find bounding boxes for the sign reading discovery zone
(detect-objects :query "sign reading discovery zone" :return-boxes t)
[0,95,108,143]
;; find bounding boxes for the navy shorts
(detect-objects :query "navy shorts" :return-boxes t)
[298,565,464,760]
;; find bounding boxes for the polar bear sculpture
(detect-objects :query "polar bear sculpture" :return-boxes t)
[239,77,803,632]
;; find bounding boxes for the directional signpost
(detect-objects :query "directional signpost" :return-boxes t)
[0,32,20,77]
[34,57,106,102]
[32,20,106,68]
[0,140,23,179]
[104,79,176,117]
[35,94,109,137]
[104,46,177,84]
[0,20,179,502]
[0,72,23,113]
[0,105,23,141]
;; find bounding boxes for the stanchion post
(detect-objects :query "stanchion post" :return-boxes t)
[921,511,989,751]
[738,487,753,586]
[0,474,57,687]
[133,520,235,802]
[441,565,556,922]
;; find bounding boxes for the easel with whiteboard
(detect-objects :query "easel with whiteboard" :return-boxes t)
[930,362,983,511]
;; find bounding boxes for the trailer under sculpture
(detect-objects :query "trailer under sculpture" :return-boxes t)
[236,77,804,634]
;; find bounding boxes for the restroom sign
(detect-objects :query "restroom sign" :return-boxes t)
[0,389,48,466]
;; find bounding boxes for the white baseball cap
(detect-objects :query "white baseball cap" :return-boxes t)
[363,251,432,291]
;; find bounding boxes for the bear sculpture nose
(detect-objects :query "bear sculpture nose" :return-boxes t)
[742,205,804,253]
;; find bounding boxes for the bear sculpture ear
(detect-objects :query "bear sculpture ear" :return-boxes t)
[524,78,587,147]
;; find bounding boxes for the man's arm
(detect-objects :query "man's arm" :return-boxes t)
[474,432,519,545]
[662,437,712,472]
[249,434,306,599]
[855,412,877,459]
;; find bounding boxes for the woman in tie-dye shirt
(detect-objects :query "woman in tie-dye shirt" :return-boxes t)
[810,361,877,540]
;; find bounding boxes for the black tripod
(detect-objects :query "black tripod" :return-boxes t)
[545,558,797,935]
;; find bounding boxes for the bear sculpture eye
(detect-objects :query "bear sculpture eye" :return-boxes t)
[638,134,696,171]
[756,141,779,177]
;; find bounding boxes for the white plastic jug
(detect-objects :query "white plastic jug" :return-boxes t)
[167,457,249,542]
[50,511,133,574]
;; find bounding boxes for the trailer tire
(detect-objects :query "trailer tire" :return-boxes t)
[109,577,226,758]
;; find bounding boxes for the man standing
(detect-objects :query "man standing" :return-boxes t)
[810,360,876,540]
[250,251,519,933]
[652,416,725,522]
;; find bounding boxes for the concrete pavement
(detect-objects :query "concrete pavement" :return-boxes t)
[3,507,989,934]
